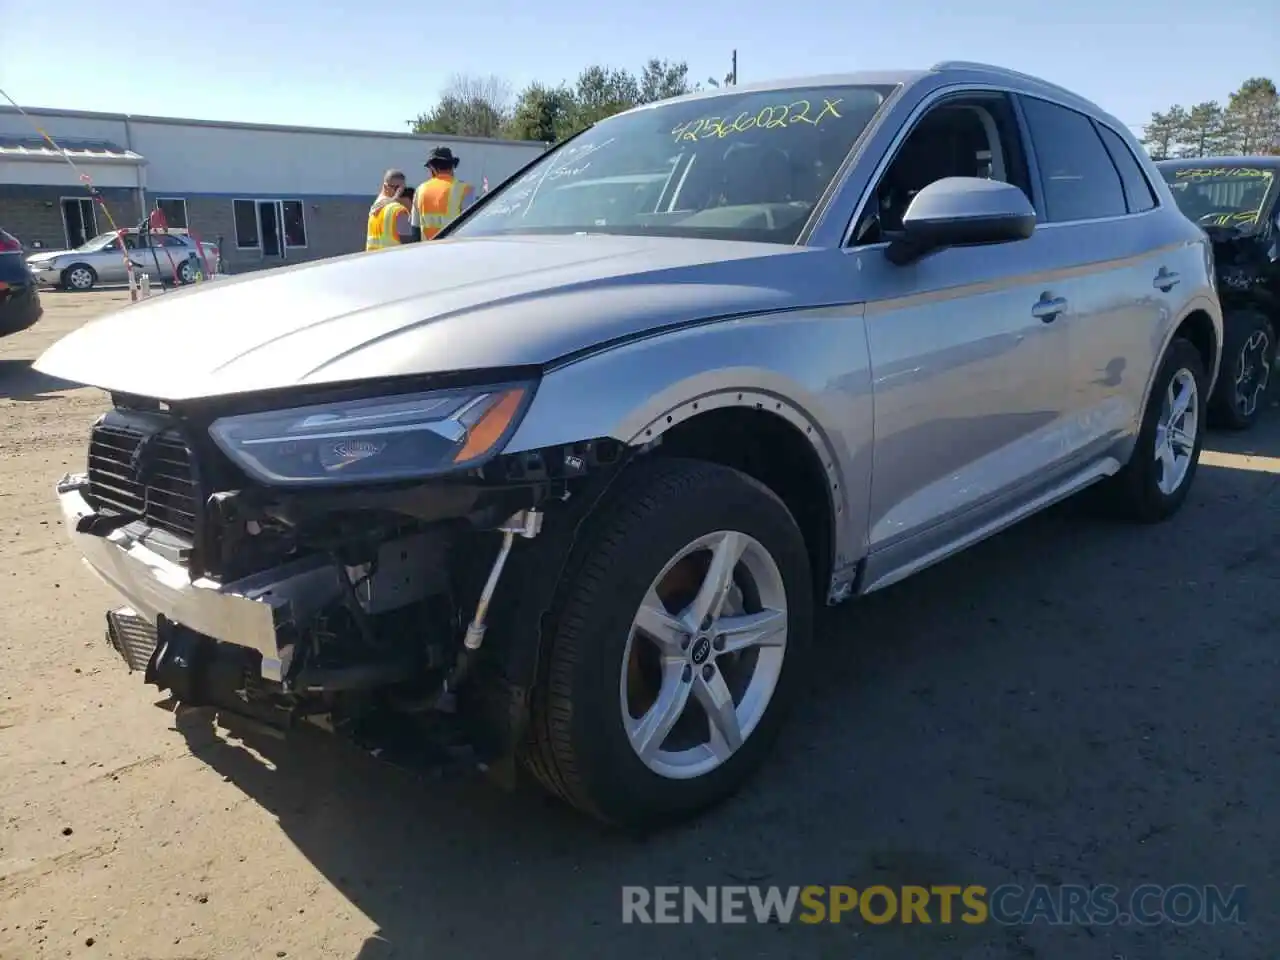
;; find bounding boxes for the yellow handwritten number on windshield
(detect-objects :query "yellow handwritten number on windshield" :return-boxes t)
[672,98,844,142]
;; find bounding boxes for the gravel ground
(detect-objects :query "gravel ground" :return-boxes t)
[0,290,1276,960]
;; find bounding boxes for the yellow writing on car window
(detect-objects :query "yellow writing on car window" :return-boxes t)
[672,98,844,142]
[1175,167,1273,180]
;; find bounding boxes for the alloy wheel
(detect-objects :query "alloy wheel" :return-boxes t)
[620,529,788,780]
[1154,368,1199,495]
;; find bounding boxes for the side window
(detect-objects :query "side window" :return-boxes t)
[1095,124,1157,214]
[1018,96,1127,222]
[850,93,1032,246]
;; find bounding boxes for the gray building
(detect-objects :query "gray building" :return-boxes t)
[0,106,547,273]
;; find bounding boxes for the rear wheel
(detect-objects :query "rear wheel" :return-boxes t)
[60,264,96,291]
[1209,308,1274,430]
[1100,336,1206,523]
[522,457,813,828]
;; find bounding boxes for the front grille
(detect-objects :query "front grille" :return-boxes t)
[87,420,198,539]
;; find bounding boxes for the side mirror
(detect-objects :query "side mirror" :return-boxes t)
[886,177,1036,266]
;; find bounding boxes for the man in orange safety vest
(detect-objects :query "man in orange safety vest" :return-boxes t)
[411,146,476,241]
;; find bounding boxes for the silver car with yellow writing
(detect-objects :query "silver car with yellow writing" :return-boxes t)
[35,61,1221,828]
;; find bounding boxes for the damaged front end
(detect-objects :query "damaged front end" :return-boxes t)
[57,379,627,775]
[1203,221,1279,313]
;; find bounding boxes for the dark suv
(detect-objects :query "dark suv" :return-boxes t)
[1158,157,1280,429]
[0,227,43,338]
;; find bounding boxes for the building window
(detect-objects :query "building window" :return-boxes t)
[155,197,188,229]
[233,200,259,248]
[281,200,307,247]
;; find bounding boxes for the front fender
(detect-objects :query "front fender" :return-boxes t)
[505,305,875,591]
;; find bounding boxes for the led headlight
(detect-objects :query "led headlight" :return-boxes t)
[208,382,533,486]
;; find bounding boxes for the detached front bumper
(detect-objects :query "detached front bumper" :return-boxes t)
[56,473,342,682]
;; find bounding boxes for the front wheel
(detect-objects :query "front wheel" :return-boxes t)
[1100,336,1207,523]
[522,457,814,828]
[60,264,96,291]
[1209,308,1275,430]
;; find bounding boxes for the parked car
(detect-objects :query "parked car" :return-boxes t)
[35,61,1222,828]
[1156,156,1280,429]
[0,227,43,337]
[26,228,221,291]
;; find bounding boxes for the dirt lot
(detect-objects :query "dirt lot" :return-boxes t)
[1,290,1277,960]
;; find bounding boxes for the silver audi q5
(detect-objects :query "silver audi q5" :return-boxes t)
[35,60,1223,828]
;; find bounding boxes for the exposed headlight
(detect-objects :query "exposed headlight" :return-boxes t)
[208,382,534,486]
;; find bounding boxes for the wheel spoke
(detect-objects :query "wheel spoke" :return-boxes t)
[1170,378,1193,423]
[1157,440,1178,482]
[1169,426,1195,453]
[716,608,787,655]
[633,589,688,654]
[693,668,742,761]
[629,662,692,760]
[682,531,746,630]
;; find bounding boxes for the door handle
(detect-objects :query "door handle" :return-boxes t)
[1153,267,1180,292]
[1032,294,1067,322]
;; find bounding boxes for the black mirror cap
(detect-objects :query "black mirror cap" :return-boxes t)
[886,177,1036,265]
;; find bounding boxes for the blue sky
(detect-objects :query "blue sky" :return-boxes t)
[0,0,1274,137]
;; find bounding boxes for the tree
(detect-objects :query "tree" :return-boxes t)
[409,73,513,138]
[417,58,703,144]
[572,65,642,127]
[638,58,694,104]
[505,82,579,143]
[1142,105,1189,160]
[1223,77,1280,156]
[1143,77,1280,158]
[1179,101,1228,158]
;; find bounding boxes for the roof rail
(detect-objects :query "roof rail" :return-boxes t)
[930,60,1084,102]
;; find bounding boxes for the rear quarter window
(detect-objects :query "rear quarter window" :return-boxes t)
[1096,124,1157,214]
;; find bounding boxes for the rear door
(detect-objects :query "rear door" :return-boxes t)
[1015,95,1171,465]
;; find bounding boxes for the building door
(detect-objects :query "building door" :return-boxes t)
[61,197,97,248]
[257,201,284,259]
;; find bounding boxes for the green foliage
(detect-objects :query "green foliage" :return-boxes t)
[410,58,718,144]
[1142,77,1280,159]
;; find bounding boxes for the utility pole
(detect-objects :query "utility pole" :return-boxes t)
[731,50,738,85]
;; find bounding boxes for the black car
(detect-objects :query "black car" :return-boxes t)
[0,227,43,338]
[1157,156,1280,429]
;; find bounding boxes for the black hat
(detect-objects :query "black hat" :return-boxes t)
[426,146,459,167]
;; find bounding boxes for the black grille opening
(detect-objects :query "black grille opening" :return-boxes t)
[87,422,198,540]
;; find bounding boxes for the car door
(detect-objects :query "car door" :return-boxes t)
[1015,96,1170,465]
[851,91,1076,591]
[92,236,128,283]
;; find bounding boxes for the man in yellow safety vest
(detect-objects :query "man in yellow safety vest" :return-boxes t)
[411,146,476,241]
[366,182,414,251]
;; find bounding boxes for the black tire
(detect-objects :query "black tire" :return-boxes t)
[1100,336,1207,523]
[60,263,97,291]
[1209,308,1275,431]
[521,456,814,828]
[178,259,196,284]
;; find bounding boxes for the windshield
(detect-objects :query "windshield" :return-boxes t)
[1161,165,1275,228]
[452,84,895,244]
[76,232,119,251]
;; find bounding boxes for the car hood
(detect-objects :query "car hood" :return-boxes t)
[27,249,77,262]
[34,234,831,401]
